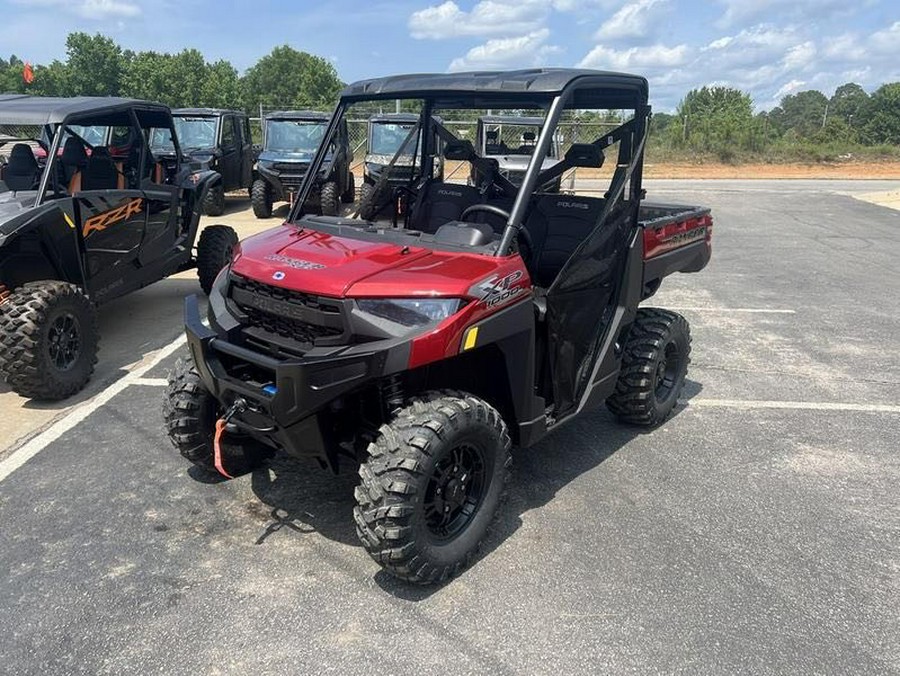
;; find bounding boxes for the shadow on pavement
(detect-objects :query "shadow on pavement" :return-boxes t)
[232,379,703,600]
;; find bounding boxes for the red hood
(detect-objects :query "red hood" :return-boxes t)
[231,224,507,299]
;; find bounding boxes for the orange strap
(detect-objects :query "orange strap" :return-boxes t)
[213,418,235,479]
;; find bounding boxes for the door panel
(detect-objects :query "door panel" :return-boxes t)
[219,115,239,190]
[75,190,147,300]
[139,181,180,266]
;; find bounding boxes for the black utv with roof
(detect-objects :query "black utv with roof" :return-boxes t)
[251,110,354,219]
[0,95,237,400]
[151,108,255,217]
[474,115,562,192]
[359,112,444,219]
[165,69,713,585]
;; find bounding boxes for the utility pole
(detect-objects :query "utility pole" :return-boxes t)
[822,103,829,129]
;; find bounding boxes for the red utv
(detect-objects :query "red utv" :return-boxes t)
[164,69,713,584]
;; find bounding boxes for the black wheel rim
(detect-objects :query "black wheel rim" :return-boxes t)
[654,341,681,402]
[423,441,488,542]
[47,312,81,372]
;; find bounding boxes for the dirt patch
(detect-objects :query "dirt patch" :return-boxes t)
[643,162,900,179]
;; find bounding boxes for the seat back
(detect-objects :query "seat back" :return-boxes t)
[61,138,88,192]
[5,143,39,192]
[523,194,606,287]
[408,182,483,234]
[81,147,120,191]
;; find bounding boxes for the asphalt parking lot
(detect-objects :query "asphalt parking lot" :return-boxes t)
[1,180,899,674]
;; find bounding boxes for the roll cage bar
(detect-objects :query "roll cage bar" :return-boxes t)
[288,77,650,257]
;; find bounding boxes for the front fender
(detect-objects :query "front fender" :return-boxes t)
[176,169,222,246]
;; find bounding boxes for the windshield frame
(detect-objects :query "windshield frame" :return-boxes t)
[288,81,649,257]
[166,114,220,152]
[264,117,328,154]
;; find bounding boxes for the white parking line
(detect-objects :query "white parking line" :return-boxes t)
[0,337,186,484]
[132,377,169,387]
[682,398,900,414]
[665,307,796,314]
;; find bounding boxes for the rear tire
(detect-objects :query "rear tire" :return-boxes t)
[163,358,272,476]
[196,225,238,295]
[354,391,512,584]
[341,173,356,203]
[203,183,225,217]
[320,181,340,216]
[606,308,691,426]
[251,178,273,218]
[0,281,98,400]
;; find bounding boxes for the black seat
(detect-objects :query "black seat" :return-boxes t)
[81,146,119,191]
[522,194,606,287]
[5,143,39,192]
[60,137,88,190]
[408,182,483,234]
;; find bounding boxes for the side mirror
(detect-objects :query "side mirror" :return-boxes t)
[565,143,604,168]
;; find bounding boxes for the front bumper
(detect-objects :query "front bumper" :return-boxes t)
[183,294,407,457]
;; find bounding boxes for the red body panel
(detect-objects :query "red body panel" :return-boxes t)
[643,212,713,260]
[231,222,533,369]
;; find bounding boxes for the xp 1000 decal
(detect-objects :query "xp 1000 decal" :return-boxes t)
[474,269,527,309]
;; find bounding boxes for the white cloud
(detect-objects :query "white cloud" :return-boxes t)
[12,0,141,18]
[578,42,688,70]
[595,0,668,40]
[716,0,853,28]
[771,79,806,101]
[448,29,561,71]
[409,0,548,40]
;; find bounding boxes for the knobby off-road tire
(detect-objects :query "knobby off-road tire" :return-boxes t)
[203,183,226,217]
[163,358,271,476]
[606,308,691,426]
[357,181,381,221]
[341,173,356,203]
[251,178,273,218]
[320,181,340,216]
[196,225,238,295]
[354,391,512,585]
[0,281,98,400]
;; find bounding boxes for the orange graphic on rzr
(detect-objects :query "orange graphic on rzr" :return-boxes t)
[82,198,144,237]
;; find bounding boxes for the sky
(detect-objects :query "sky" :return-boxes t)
[1,0,898,111]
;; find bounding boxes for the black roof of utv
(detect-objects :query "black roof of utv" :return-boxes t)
[341,69,649,109]
[265,110,330,121]
[0,95,167,125]
[369,112,419,124]
[173,107,244,117]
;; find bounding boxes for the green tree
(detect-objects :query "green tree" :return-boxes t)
[830,82,868,127]
[0,55,27,94]
[861,82,900,144]
[769,90,829,137]
[30,61,72,97]
[65,32,124,96]
[241,46,342,111]
[200,60,241,109]
[673,86,755,159]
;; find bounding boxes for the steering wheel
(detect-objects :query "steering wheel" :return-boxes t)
[460,204,510,222]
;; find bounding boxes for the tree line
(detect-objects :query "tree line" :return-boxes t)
[2,32,898,162]
[648,82,900,162]
[0,33,342,112]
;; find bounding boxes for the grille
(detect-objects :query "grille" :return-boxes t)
[229,275,343,349]
[274,162,308,173]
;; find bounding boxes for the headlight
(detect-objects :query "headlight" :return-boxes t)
[258,160,275,170]
[357,298,462,327]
